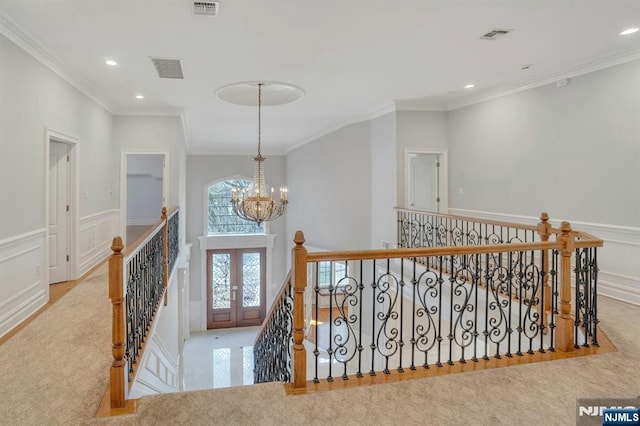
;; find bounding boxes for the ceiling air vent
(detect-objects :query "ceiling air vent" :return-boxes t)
[151,58,184,79]
[193,1,219,16]
[479,28,513,40]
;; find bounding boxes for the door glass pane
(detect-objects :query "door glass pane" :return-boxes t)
[212,253,231,309]
[242,252,261,307]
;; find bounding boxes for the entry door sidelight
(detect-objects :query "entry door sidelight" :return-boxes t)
[207,248,266,329]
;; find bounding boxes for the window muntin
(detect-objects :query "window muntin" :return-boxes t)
[318,261,348,289]
[207,179,265,235]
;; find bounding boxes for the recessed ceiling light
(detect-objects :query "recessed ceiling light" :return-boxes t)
[135,94,144,99]
[620,27,639,36]
[464,84,475,89]
[105,59,118,66]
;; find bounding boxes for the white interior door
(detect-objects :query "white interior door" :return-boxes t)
[409,153,440,212]
[49,141,69,284]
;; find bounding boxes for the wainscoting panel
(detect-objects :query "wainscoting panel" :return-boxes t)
[0,229,47,338]
[78,209,119,277]
[449,208,640,306]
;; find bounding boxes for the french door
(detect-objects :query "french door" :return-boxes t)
[207,248,266,329]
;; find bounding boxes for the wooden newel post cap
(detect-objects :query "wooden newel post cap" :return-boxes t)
[539,212,549,222]
[111,237,124,253]
[294,231,305,246]
[560,221,572,233]
[161,206,167,218]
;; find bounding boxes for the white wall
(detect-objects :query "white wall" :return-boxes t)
[447,59,640,304]
[395,110,449,207]
[113,116,185,214]
[370,112,397,248]
[286,121,372,252]
[447,60,640,227]
[186,155,287,330]
[0,33,118,337]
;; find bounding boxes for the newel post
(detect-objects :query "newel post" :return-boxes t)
[292,231,308,389]
[109,237,127,408]
[537,212,552,332]
[161,207,168,306]
[556,221,575,352]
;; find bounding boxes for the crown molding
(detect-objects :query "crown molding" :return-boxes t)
[285,102,397,154]
[0,11,118,114]
[115,106,183,116]
[445,47,640,111]
[395,99,447,112]
[186,147,287,156]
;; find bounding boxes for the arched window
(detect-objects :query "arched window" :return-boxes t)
[207,179,265,235]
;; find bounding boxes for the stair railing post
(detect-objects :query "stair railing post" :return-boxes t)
[161,207,168,306]
[292,231,308,389]
[537,212,551,333]
[109,237,127,408]
[556,221,575,352]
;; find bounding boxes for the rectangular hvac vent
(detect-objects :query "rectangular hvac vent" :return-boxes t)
[193,1,219,16]
[479,28,512,40]
[151,58,184,79]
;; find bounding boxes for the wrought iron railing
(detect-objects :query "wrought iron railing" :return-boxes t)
[254,272,293,384]
[397,208,538,247]
[167,209,179,274]
[253,211,602,391]
[124,222,165,377]
[108,206,180,410]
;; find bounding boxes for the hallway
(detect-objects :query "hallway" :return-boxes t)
[0,262,639,425]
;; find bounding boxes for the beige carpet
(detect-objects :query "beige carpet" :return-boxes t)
[1,264,639,425]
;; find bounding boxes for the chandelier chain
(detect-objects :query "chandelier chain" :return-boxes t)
[257,82,262,157]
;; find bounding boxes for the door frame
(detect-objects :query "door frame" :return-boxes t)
[120,151,169,246]
[197,234,276,331]
[206,247,267,329]
[44,128,79,286]
[404,148,448,213]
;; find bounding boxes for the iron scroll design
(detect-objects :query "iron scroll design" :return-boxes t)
[309,250,554,383]
[574,247,599,347]
[167,210,179,274]
[124,229,165,380]
[254,280,294,384]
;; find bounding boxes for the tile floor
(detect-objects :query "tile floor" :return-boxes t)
[182,326,260,391]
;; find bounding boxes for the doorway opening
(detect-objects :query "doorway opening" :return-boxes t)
[405,149,448,213]
[46,129,78,285]
[121,153,168,247]
[206,248,266,329]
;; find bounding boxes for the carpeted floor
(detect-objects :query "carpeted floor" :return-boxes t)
[1,263,639,425]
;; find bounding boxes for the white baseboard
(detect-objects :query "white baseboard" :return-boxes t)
[0,229,47,338]
[449,208,640,306]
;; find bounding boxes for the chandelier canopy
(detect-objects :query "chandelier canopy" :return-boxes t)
[231,83,288,225]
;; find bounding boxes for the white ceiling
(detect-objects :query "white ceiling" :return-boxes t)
[0,0,639,155]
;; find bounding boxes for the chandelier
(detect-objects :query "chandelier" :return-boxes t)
[231,83,288,225]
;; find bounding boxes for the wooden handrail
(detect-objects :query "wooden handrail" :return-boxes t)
[395,207,540,232]
[123,220,165,258]
[397,207,604,248]
[107,206,179,412]
[307,241,562,262]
